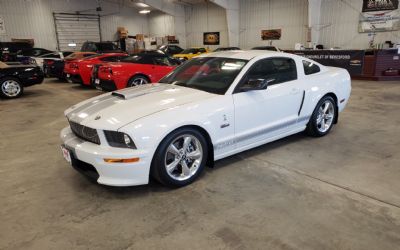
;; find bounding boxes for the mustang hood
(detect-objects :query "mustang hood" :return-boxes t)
[65,84,214,131]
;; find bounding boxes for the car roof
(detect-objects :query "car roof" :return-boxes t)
[197,50,287,60]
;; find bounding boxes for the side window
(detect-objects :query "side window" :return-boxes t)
[33,50,41,57]
[245,57,297,85]
[199,48,206,53]
[303,60,320,75]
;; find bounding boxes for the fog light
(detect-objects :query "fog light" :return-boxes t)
[104,157,140,163]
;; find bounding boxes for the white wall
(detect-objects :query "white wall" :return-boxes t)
[319,0,400,49]
[148,11,175,38]
[0,0,56,49]
[0,0,149,50]
[184,2,228,50]
[239,0,309,50]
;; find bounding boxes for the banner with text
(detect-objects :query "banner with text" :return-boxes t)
[285,50,365,76]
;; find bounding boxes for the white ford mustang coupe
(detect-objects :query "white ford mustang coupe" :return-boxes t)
[60,50,351,187]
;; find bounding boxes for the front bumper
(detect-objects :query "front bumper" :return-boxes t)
[60,127,151,186]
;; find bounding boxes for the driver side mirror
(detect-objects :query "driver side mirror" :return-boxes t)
[240,78,270,92]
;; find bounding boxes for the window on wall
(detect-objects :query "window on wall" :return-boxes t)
[303,60,320,75]
[244,57,297,85]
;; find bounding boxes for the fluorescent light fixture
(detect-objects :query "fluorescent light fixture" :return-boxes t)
[139,9,151,14]
[68,43,77,47]
[136,2,150,8]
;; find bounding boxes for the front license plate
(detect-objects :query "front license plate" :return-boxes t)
[61,146,72,164]
[95,78,100,84]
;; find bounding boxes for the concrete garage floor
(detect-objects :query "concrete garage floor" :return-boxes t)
[0,79,399,250]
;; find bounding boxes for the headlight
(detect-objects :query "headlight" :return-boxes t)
[104,130,136,149]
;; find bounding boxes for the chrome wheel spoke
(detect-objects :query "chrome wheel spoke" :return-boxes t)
[323,102,330,113]
[166,159,180,173]
[167,144,180,156]
[320,118,326,129]
[181,160,191,176]
[182,136,192,152]
[187,150,201,160]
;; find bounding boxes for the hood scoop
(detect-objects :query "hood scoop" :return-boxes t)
[111,84,172,100]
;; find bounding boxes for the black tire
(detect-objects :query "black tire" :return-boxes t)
[306,95,337,137]
[127,75,150,87]
[151,128,208,187]
[0,77,24,99]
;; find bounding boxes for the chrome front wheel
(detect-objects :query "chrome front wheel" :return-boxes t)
[152,128,208,187]
[0,78,23,98]
[164,134,203,181]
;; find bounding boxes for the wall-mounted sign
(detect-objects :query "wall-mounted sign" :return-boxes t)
[261,29,281,40]
[362,0,399,12]
[359,10,400,32]
[0,15,6,35]
[203,32,220,45]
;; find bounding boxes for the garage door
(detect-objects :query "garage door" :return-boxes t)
[53,13,101,51]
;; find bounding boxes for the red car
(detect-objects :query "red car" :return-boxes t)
[94,53,180,91]
[64,53,128,86]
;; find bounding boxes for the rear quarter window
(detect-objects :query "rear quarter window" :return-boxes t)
[303,60,321,75]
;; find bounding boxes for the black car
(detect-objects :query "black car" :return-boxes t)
[0,62,44,99]
[214,47,241,52]
[81,41,120,53]
[18,48,53,57]
[0,42,33,62]
[158,45,183,56]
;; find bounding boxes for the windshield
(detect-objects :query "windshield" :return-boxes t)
[159,57,247,95]
[97,43,118,51]
[39,52,59,58]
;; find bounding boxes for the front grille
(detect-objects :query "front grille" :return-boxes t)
[69,121,100,145]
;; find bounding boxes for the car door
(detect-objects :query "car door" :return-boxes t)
[233,57,304,148]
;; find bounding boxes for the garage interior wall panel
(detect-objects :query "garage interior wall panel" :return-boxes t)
[184,3,229,49]
[148,11,175,38]
[0,0,149,50]
[319,0,400,49]
[239,0,308,50]
[0,0,57,50]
